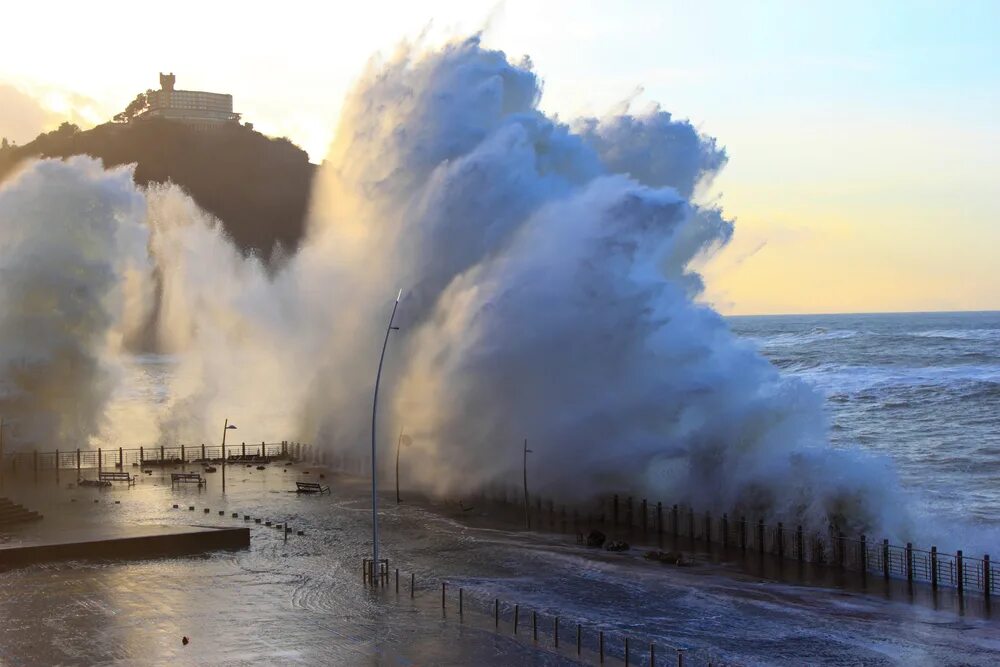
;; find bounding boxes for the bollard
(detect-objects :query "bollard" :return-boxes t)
[495,599,499,628]
[957,550,964,595]
[554,616,559,648]
[906,542,913,581]
[677,648,684,667]
[599,630,604,664]
[577,623,582,656]
[411,572,415,598]
[883,539,890,580]
[532,611,537,640]
[931,546,938,590]
[514,604,519,634]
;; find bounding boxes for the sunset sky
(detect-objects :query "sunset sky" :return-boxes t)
[2,0,997,315]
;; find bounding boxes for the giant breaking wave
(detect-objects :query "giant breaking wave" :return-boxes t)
[0,37,907,537]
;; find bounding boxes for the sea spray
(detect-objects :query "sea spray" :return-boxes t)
[0,37,912,538]
[0,157,150,449]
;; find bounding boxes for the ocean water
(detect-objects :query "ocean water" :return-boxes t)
[729,311,1000,538]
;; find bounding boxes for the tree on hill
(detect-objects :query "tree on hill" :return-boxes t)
[113,91,152,123]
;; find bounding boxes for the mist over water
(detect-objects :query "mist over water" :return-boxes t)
[0,37,914,538]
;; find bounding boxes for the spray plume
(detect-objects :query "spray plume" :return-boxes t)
[0,37,909,537]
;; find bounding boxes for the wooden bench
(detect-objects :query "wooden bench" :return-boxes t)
[171,473,206,487]
[296,481,330,494]
[99,471,135,486]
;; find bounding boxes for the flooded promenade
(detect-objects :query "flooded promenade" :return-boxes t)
[0,461,998,666]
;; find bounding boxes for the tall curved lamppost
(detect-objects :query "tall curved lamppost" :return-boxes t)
[371,289,402,574]
[221,419,237,492]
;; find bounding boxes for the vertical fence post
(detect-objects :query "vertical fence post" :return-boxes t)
[441,582,446,609]
[395,568,399,593]
[957,550,964,595]
[599,630,604,664]
[650,643,655,667]
[860,534,868,576]
[459,588,463,617]
[160,445,164,462]
[722,513,729,549]
[554,616,559,648]
[33,450,38,481]
[688,507,695,538]
[882,539,890,580]
[931,546,938,590]
[577,624,582,656]
[532,610,537,640]
[495,599,499,628]
[55,449,60,482]
[641,499,648,534]
[704,511,711,545]
[140,446,144,465]
[799,526,807,563]
[776,522,784,558]
[613,494,619,527]
[514,604,519,634]
[626,496,633,530]
[984,555,991,598]
[625,636,630,665]
[672,505,679,539]
[906,543,913,582]
[657,502,663,536]
[201,443,206,460]
[677,648,684,667]
[739,516,747,552]
[118,447,123,468]
[76,448,80,474]
[98,447,102,474]
[757,519,765,554]
[410,572,415,598]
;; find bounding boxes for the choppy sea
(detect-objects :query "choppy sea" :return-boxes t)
[730,311,1000,535]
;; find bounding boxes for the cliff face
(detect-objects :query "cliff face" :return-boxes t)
[0,120,316,257]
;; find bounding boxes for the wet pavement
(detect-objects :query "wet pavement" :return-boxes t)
[0,463,997,666]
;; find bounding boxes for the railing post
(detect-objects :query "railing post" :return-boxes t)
[957,550,964,596]
[672,505,679,538]
[984,554,991,598]
[599,630,604,664]
[160,445,164,462]
[140,446,144,465]
[532,610,537,640]
[181,444,185,462]
[514,604,519,634]
[34,450,38,480]
[441,582,446,609]
[883,539,890,580]
[757,519,765,554]
[860,534,868,575]
[626,496,633,530]
[554,616,559,647]
[641,499,647,533]
[657,502,663,536]
[55,449,60,482]
[577,623,582,656]
[739,516,747,552]
[722,513,729,548]
[704,511,711,545]
[494,599,499,628]
[797,525,805,562]
[688,507,695,538]
[776,522,784,558]
[201,443,206,460]
[613,494,619,527]
[98,447,102,474]
[906,543,913,582]
[118,447,123,468]
[625,636,630,665]
[241,442,246,458]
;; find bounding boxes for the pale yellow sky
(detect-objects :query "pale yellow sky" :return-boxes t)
[2,0,998,315]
